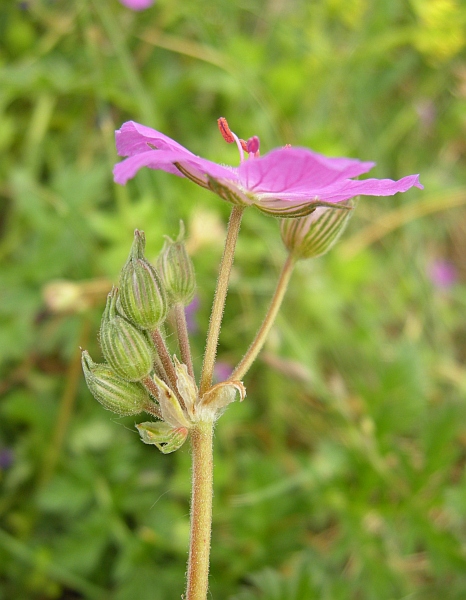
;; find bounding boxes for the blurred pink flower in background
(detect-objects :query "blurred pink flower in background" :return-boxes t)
[185,296,200,334]
[119,0,154,10]
[214,361,234,382]
[428,260,457,289]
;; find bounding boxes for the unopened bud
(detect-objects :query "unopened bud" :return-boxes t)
[100,288,154,381]
[280,203,353,260]
[157,222,196,305]
[119,230,168,330]
[81,351,152,416]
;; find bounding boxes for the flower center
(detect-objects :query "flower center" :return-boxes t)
[217,117,260,163]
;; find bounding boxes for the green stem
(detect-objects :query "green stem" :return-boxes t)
[199,206,245,395]
[141,376,163,418]
[230,254,295,381]
[174,302,194,379]
[185,421,214,600]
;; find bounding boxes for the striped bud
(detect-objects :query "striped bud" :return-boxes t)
[100,288,154,381]
[280,202,354,260]
[119,229,168,330]
[81,351,152,416]
[157,222,196,306]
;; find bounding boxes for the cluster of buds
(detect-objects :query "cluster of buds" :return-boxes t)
[82,226,245,453]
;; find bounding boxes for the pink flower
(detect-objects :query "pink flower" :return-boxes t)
[428,260,457,289]
[113,119,423,218]
[119,0,154,10]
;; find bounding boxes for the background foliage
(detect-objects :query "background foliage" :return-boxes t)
[1,0,466,598]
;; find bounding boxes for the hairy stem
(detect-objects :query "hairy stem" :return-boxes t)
[230,254,295,381]
[141,376,163,419]
[199,205,245,395]
[174,302,195,379]
[186,421,214,600]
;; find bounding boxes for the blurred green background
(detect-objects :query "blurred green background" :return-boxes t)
[1,0,466,598]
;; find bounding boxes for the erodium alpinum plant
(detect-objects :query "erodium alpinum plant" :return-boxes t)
[82,118,422,600]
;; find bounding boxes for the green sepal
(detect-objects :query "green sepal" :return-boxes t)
[99,287,154,381]
[280,201,354,260]
[136,421,189,454]
[151,374,191,428]
[157,222,196,306]
[119,230,168,330]
[81,350,153,416]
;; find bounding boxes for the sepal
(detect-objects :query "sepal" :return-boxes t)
[280,202,354,260]
[81,350,153,416]
[150,373,191,428]
[173,355,197,420]
[157,222,196,306]
[136,422,189,454]
[99,287,154,381]
[197,380,246,421]
[119,229,168,329]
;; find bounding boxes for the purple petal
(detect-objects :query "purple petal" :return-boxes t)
[239,148,375,194]
[315,174,424,203]
[116,121,194,157]
[113,149,239,185]
[119,0,155,10]
[254,174,422,208]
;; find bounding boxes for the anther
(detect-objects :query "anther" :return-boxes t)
[218,117,235,143]
[218,117,248,151]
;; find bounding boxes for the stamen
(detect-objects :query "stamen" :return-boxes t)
[239,139,248,152]
[217,117,245,162]
[218,117,235,143]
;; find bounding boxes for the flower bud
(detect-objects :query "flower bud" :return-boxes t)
[100,288,154,381]
[280,203,353,260]
[119,229,168,330]
[81,351,152,416]
[157,222,196,305]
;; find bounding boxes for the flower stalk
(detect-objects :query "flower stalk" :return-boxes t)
[174,302,195,379]
[185,421,214,600]
[230,254,295,382]
[199,205,245,395]
[150,328,185,407]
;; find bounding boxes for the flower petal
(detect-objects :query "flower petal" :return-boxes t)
[116,121,192,157]
[113,150,239,186]
[315,174,424,203]
[239,148,375,195]
[253,174,422,215]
